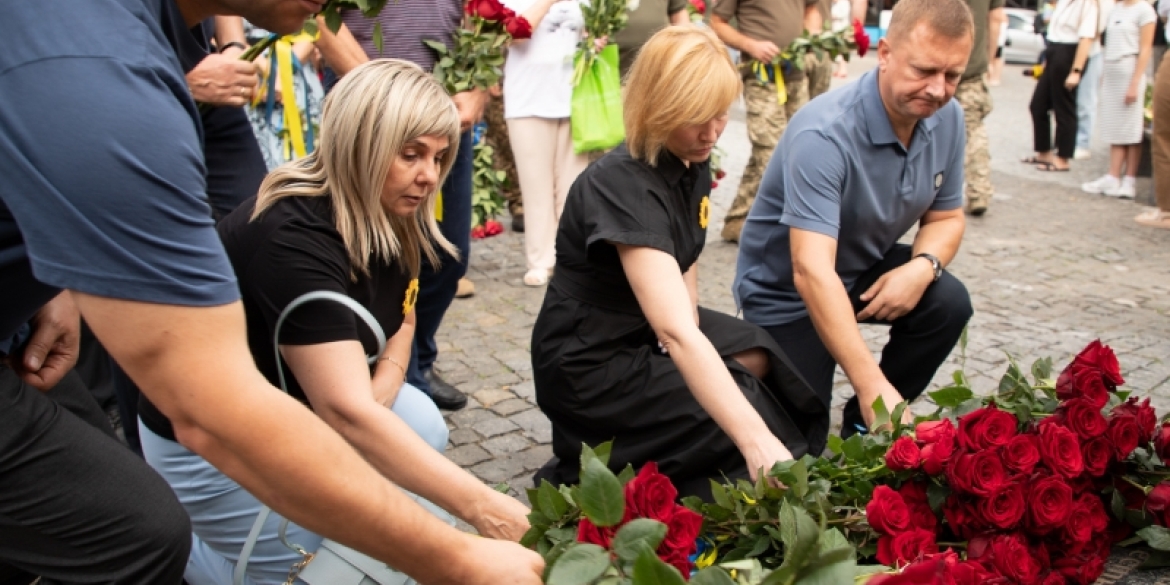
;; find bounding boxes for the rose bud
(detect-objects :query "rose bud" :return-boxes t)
[958,405,1018,451]
[623,462,677,522]
[1026,474,1074,534]
[1001,433,1041,475]
[1146,482,1170,526]
[867,486,912,535]
[886,436,922,472]
[1038,422,1085,479]
[1108,413,1142,460]
[915,419,955,445]
[1059,398,1109,439]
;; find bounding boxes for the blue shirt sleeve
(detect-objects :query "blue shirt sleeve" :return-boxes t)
[930,107,966,212]
[0,56,240,307]
[778,130,848,239]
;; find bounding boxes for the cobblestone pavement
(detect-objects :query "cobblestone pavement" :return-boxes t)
[435,56,1170,508]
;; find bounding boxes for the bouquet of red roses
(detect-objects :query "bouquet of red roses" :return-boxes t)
[425,0,532,95]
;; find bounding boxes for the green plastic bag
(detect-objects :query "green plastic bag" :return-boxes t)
[571,44,624,154]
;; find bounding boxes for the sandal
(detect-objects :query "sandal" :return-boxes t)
[1021,155,1051,165]
[1135,208,1170,229]
[1035,161,1069,172]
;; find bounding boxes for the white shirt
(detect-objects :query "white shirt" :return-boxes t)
[1103,0,1156,60]
[1046,0,1102,43]
[502,0,586,119]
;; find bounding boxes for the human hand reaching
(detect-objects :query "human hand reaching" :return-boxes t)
[740,434,794,487]
[746,39,781,63]
[12,292,80,391]
[187,53,259,107]
[467,488,533,542]
[444,535,545,585]
[859,383,912,432]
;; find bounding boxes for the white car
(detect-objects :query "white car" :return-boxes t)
[1003,8,1046,64]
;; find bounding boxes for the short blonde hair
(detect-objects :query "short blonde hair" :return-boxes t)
[624,26,741,166]
[253,59,460,279]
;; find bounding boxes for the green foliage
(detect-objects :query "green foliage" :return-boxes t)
[774,29,857,70]
[307,1,390,48]
[428,19,512,94]
[471,141,506,226]
[573,0,630,85]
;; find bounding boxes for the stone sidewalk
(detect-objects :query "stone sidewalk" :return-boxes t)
[434,56,1170,505]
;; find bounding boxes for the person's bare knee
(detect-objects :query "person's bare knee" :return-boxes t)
[731,348,770,380]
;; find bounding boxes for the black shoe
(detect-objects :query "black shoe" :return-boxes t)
[424,370,467,410]
[511,213,525,233]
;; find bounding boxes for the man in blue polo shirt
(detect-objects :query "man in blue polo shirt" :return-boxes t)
[734,0,975,439]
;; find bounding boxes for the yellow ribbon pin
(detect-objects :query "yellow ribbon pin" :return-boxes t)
[699,196,710,229]
[403,278,419,315]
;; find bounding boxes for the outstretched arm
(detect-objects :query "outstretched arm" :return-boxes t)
[76,295,544,584]
[618,244,793,481]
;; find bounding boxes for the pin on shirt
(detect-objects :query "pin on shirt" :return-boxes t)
[934,172,944,189]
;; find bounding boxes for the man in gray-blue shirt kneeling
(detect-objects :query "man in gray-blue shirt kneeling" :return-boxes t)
[734,0,974,440]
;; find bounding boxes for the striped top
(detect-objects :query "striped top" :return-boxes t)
[340,0,463,72]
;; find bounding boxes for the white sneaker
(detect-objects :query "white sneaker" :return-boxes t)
[1106,181,1136,199]
[1074,148,1093,160]
[1082,175,1119,194]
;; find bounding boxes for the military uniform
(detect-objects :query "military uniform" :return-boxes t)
[713,0,818,242]
[957,0,1004,215]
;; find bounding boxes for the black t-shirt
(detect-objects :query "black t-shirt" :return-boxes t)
[550,143,710,314]
[139,195,414,439]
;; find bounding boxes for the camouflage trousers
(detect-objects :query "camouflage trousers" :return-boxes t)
[484,95,523,216]
[954,76,994,213]
[805,51,834,100]
[722,72,810,242]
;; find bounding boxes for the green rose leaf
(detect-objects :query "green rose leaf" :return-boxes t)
[870,396,890,432]
[578,457,626,527]
[539,480,570,521]
[928,386,974,410]
[547,543,611,585]
[612,518,668,562]
[690,567,737,585]
[632,543,687,585]
[1139,525,1170,551]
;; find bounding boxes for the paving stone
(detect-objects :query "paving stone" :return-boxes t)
[448,428,480,446]
[481,432,532,457]
[472,388,515,408]
[472,416,519,438]
[446,444,492,467]
[490,399,532,417]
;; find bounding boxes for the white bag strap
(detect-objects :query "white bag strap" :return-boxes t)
[234,291,387,585]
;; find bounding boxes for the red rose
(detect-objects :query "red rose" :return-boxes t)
[1026,474,1074,534]
[1054,553,1107,585]
[943,496,983,540]
[1155,422,1170,462]
[1039,572,1066,585]
[921,435,956,476]
[867,486,912,535]
[659,506,702,576]
[577,517,615,548]
[1056,340,1122,408]
[916,419,956,444]
[899,482,937,531]
[1038,422,1084,479]
[1108,413,1141,459]
[465,0,507,21]
[471,225,486,239]
[1063,493,1109,552]
[623,462,677,523]
[1001,434,1041,475]
[876,529,937,567]
[852,19,870,57]
[958,406,1019,451]
[979,484,1026,530]
[715,169,726,180]
[947,560,992,585]
[990,533,1043,585]
[886,436,922,472]
[866,555,947,585]
[1113,397,1157,443]
[1081,435,1113,477]
[504,15,533,39]
[1058,398,1109,439]
[947,449,1007,497]
[1146,481,1170,526]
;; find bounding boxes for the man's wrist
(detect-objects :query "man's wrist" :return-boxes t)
[914,253,942,282]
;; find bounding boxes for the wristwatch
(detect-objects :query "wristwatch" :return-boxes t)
[915,253,942,282]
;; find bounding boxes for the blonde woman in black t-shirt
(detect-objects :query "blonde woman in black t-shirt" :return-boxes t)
[137,60,539,584]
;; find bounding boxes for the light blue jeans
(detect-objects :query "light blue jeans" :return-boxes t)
[140,383,448,585]
[1078,52,1102,151]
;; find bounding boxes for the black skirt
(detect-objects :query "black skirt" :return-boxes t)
[532,286,828,500]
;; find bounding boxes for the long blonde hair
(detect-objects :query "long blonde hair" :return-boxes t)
[623,26,742,166]
[252,59,460,279]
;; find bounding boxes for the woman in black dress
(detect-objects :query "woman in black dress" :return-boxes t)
[532,26,828,498]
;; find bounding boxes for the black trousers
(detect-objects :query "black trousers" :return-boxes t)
[0,367,189,584]
[763,244,973,438]
[1030,42,1080,160]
